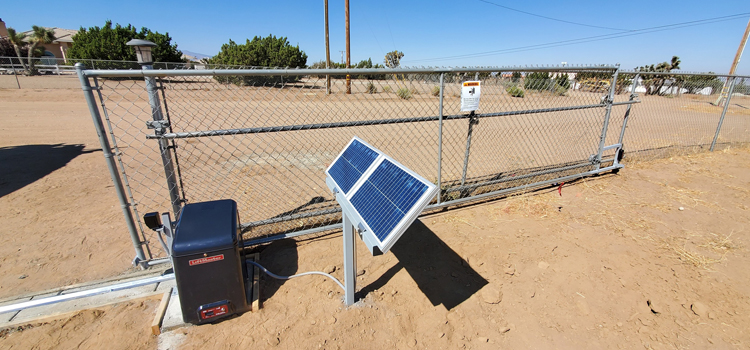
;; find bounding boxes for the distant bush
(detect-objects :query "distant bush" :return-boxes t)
[524,71,552,91]
[506,86,524,98]
[431,86,440,96]
[209,35,307,86]
[511,71,522,83]
[383,85,392,93]
[553,85,567,96]
[396,87,412,100]
[555,74,571,90]
[366,81,377,94]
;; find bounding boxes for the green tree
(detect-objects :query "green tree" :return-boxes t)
[384,50,404,68]
[4,28,28,70]
[208,35,308,85]
[26,26,56,75]
[511,71,522,83]
[524,71,551,91]
[67,21,183,67]
[637,56,681,95]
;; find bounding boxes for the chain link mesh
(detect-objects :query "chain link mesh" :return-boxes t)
[85,67,749,260]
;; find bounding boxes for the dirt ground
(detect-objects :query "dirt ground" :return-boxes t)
[1,86,749,349]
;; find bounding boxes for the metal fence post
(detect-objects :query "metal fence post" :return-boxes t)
[75,63,146,264]
[595,66,620,169]
[11,58,20,89]
[437,72,444,204]
[613,73,639,164]
[710,77,737,151]
[143,65,183,217]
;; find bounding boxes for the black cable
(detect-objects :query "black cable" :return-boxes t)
[477,0,629,31]
[406,13,750,63]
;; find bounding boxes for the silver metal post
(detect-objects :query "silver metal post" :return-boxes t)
[437,73,444,204]
[143,65,183,217]
[460,111,478,187]
[613,73,639,165]
[11,58,20,89]
[711,77,737,151]
[595,67,620,169]
[75,63,146,264]
[342,213,356,306]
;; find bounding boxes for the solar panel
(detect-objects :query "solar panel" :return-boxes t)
[326,137,437,254]
[327,138,379,194]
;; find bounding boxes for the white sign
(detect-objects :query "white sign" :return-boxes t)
[461,81,481,112]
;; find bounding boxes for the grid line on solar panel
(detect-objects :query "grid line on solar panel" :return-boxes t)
[350,160,428,242]
[327,139,379,194]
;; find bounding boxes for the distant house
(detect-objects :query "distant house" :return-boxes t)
[0,19,78,62]
[19,27,78,63]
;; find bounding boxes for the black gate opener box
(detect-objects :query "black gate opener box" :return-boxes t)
[172,199,250,324]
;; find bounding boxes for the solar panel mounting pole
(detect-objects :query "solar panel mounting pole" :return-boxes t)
[342,212,357,306]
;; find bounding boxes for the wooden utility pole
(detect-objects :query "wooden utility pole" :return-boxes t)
[325,0,331,94]
[345,0,351,94]
[715,17,750,106]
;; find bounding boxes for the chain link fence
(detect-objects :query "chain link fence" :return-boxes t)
[75,65,749,263]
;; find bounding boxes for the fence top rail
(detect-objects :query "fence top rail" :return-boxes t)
[619,70,750,79]
[79,64,621,78]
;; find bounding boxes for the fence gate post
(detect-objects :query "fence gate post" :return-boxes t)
[613,73,640,165]
[595,66,620,170]
[710,77,737,151]
[75,63,147,265]
[437,72,445,204]
[142,65,184,217]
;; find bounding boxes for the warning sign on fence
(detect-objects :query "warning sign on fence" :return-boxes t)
[461,81,481,112]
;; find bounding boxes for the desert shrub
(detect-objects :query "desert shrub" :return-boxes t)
[506,86,524,98]
[431,86,440,96]
[553,84,567,96]
[555,74,571,90]
[511,71,522,82]
[410,87,419,95]
[366,81,377,94]
[209,35,307,86]
[524,71,551,91]
[383,85,392,93]
[396,87,412,100]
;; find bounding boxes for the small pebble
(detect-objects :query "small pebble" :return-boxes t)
[679,207,684,211]
[538,261,549,270]
[18,274,27,280]
[357,269,366,276]
[691,302,709,317]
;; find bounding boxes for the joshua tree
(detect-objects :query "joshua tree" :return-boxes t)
[384,50,404,68]
[26,26,56,75]
[637,56,681,95]
[6,28,28,70]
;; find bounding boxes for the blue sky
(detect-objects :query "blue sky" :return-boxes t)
[4,0,750,74]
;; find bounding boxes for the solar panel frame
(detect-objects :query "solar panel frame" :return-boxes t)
[326,137,438,254]
[347,156,436,253]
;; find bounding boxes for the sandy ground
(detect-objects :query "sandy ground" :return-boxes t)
[1,83,749,348]
[0,297,160,349]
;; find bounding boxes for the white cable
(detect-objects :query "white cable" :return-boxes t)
[246,260,345,292]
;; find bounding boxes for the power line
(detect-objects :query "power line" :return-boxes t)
[405,13,750,64]
[477,0,629,31]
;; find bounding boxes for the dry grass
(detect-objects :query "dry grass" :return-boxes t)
[442,214,481,229]
[663,231,737,270]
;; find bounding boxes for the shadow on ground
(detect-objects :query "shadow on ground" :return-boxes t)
[257,239,300,302]
[360,219,488,310]
[0,144,94,198]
